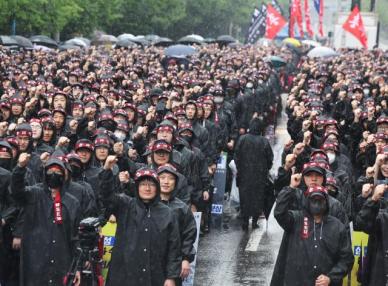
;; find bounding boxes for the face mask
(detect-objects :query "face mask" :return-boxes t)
[0,158,11,170]
[327,152,336,164]
[114,131,126,141]
[214,96,224,104]
[246,82,254,89]
[181,135,193,144]
[226,88,237,97]
[70,164,82,179]
[308,199,327,216]
[46,173,65,189]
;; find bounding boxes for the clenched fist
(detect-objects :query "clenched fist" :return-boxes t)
[18,153,31,168]
[104,155,117,170]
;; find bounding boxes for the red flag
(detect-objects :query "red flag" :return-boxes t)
[265,4,287,39]
[318,0,324,36]
[304,0,314,37]
[290,0,304,38]
[342,5,368,48]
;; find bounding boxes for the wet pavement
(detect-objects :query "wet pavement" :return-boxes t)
[194,95,290,286]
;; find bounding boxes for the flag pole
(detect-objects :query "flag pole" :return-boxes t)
[288,0,292,37]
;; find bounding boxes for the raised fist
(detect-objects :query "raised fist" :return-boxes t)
[290,173,302,188]
[104,155,117,170]
[18,153,31,168]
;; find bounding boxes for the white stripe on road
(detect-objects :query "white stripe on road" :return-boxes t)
[245,219,267,252]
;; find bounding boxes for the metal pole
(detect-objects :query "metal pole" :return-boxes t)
[288,0,292,37]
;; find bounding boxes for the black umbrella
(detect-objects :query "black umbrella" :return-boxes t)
[178,35,203,45]
[217,35,236,44]
[164,44,196,57]
[10,35,33,49]
[0,35,19,47]
[115,38,137,48]
[131,37,149,46]
[265,56,287,68]
[153,37,173,47]
[30,35,58,48]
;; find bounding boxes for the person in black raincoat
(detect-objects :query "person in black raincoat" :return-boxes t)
[234,117,273,229]
[0,140,16,285]
[273,185,354,286]
[157,164,197,286]
[10,153,81,286]
[271,161,350,286]
[99,156,181,286]
[355,184,388,286]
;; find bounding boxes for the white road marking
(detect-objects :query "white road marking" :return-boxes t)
[245,219,267,252]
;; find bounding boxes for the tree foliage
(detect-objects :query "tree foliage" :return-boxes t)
[0,0,386,41]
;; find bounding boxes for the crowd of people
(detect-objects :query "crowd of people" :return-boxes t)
[271,48,388,286]
[0,39,387,286]
[0,43,285,286]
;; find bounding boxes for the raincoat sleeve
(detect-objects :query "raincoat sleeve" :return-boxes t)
[181,209,197,263]
[264,138,274,170]
[327,224,354,283]
[10,166,34,203]
[274,167,292,197]
[99,169,131,218]
[355,197,381,234]
[274,187,297,232]
[166,213,182,279]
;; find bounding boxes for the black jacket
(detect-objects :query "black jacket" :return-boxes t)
[99,169,181,286]
[272,187,354,286]
[10,166,80,286]
[355,198,388,286]
[161,195,197,263]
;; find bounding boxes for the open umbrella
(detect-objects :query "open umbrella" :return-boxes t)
[302,40,322,47]
[145,34,160,43]
[115,38,137,48]
[282,37,301,47]
[307,46,339,58]
[217,35,236,44]
[164,44,196,57]
[0,36,19,47]
[75,37,91,46]
[30,35,58,48]
[153,37,173,47]
[178,35,203,45]
[265,56,287,68]
[59,44,81,51]
[65,38,88,48]
[131,36,149,46]
[118,33,135,41]
[92,34,118,45]
[11,35,33,49]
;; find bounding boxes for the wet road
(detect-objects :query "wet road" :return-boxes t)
[194,95,290,286]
